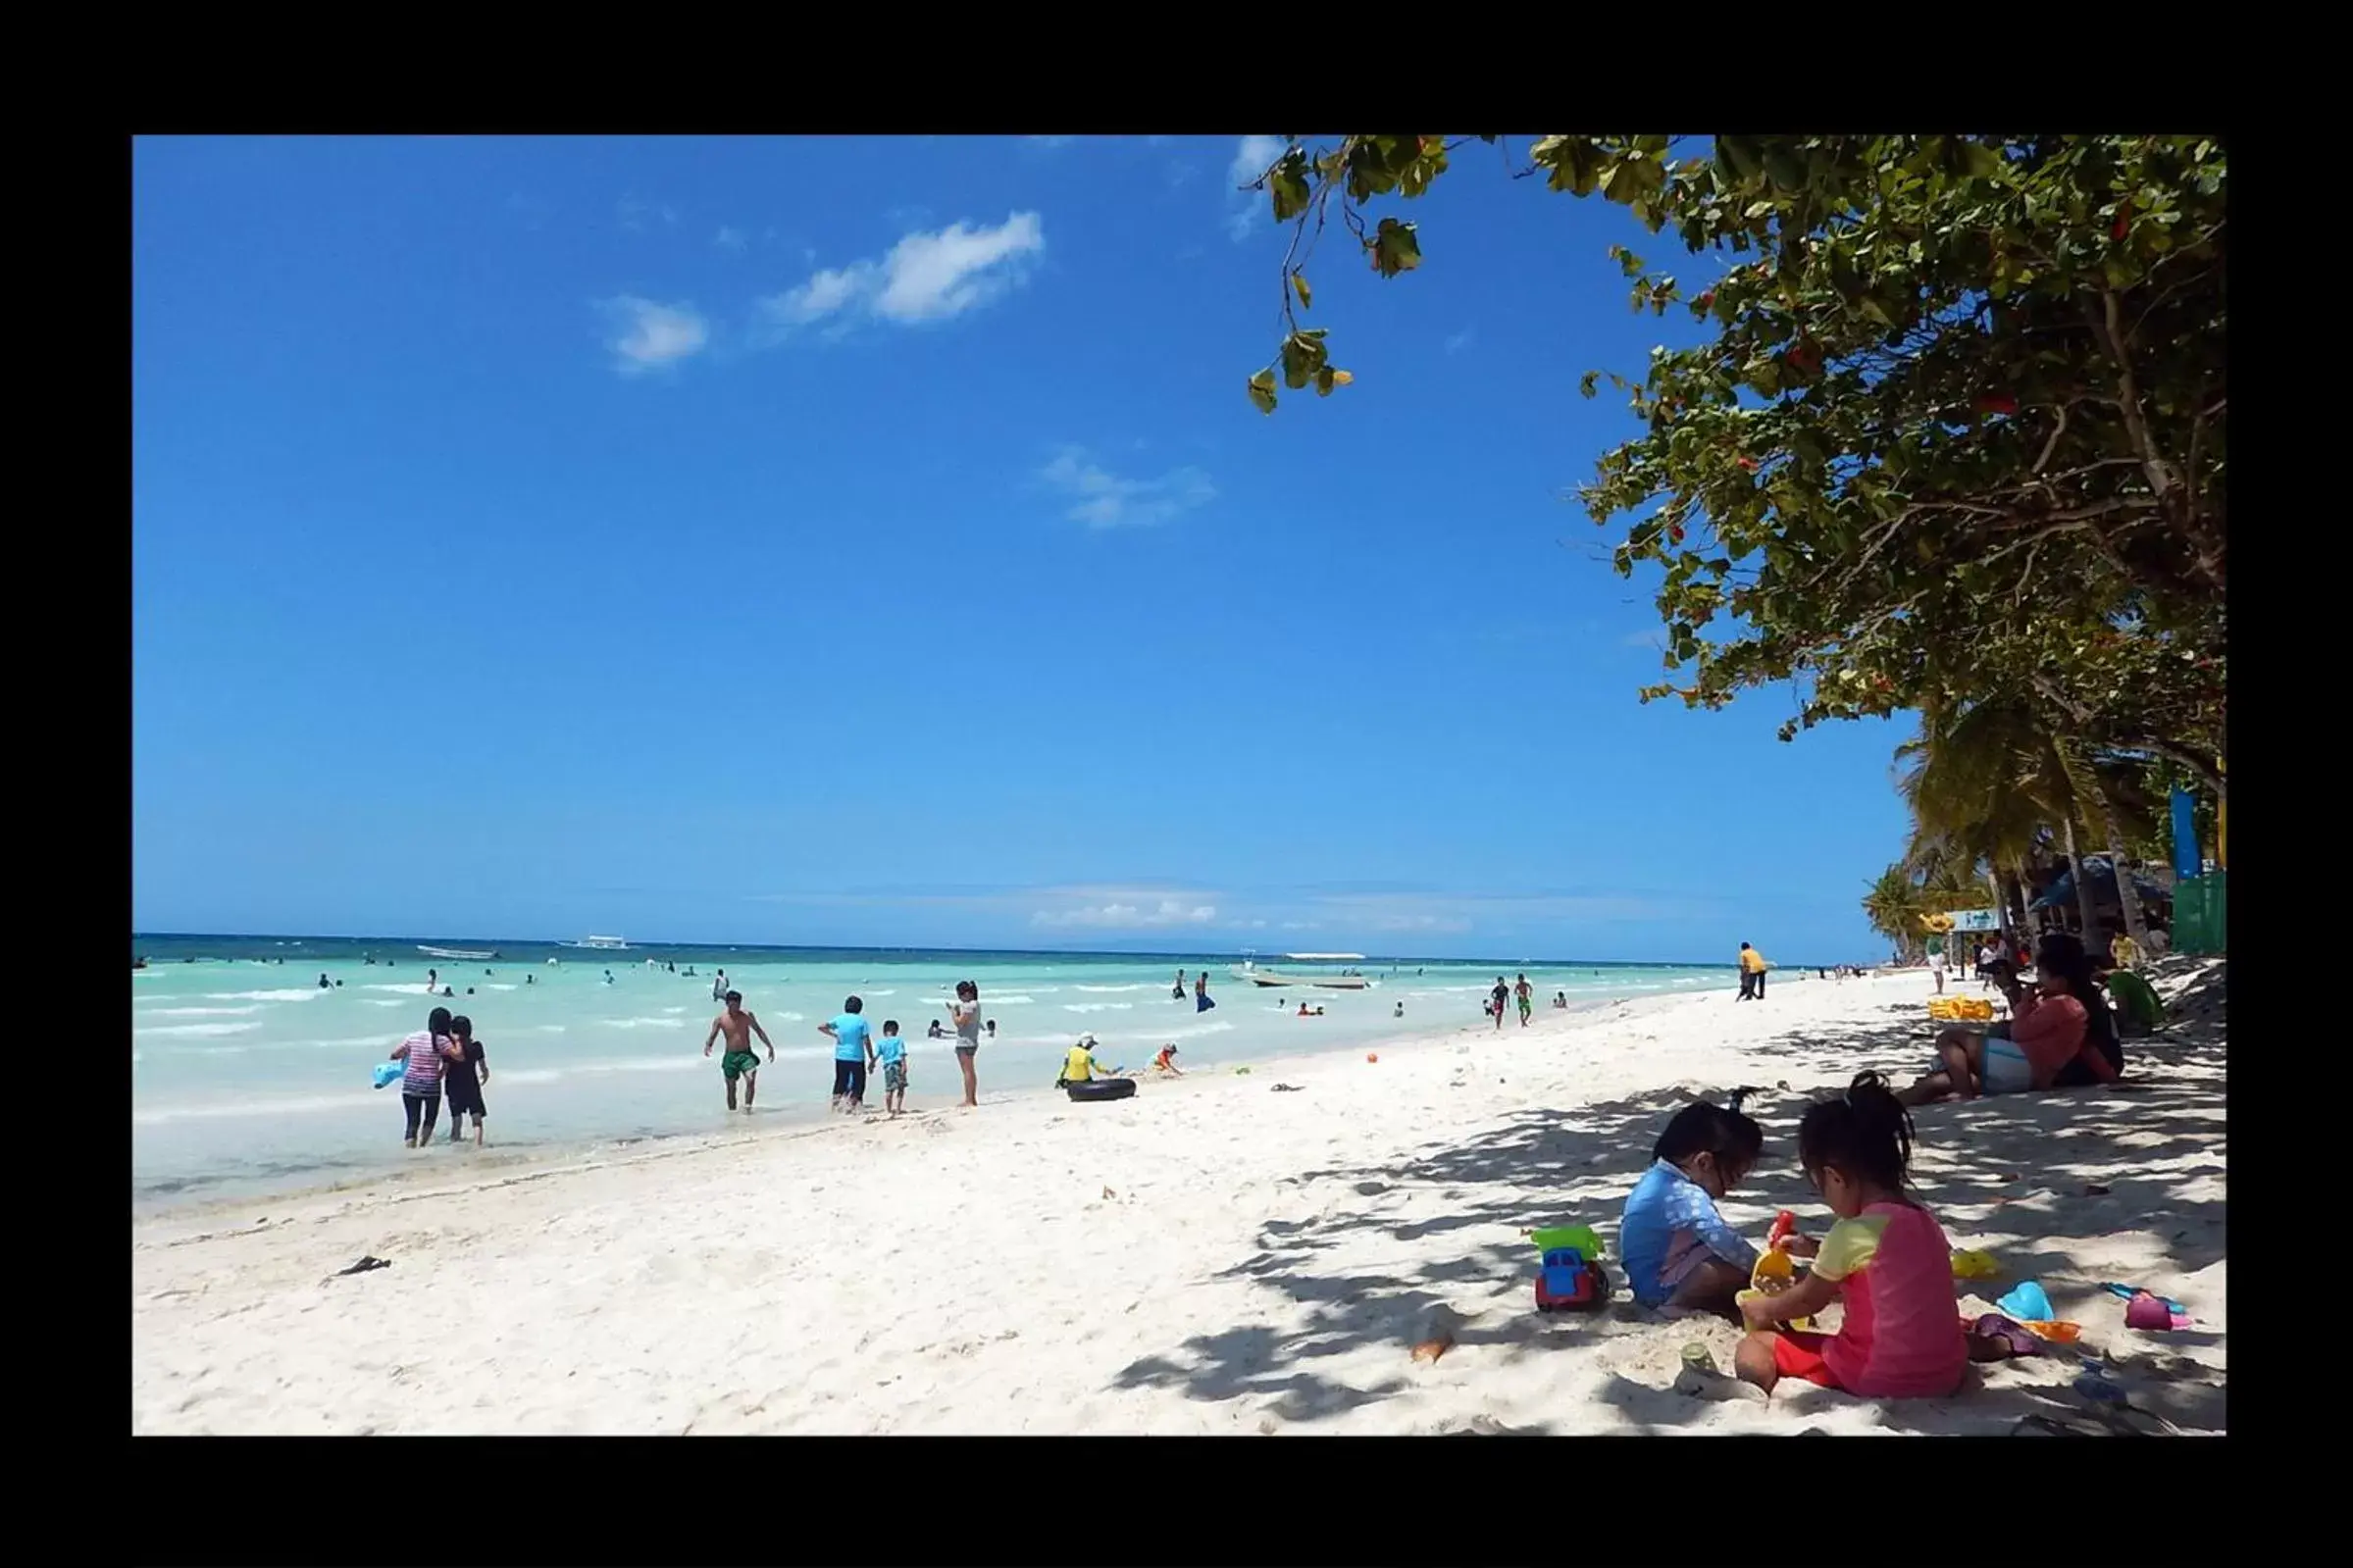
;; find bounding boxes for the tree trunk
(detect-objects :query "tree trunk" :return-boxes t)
[2062,815,2100,941]
[1980,864,2005,961]
[2087,781,2148,954]
[2008,857,2039,941]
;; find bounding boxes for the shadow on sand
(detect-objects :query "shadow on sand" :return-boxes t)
[1110,967,2226,1434]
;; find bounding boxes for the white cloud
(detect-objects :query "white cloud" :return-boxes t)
[1040,447,1215,530]
[1032,899,1218,931]
[599,296,709,375]
[758,213,1045,337]
[874,214,1045,322]
[618,195,680,233]
[1229,134,1285,190]
[714,226,747,254]
[768,264,875,329]
[1226,134,1285,240]
[1445,327,1476,356]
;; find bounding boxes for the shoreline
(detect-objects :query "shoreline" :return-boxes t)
[128,979,1723,1227]
[133,966,2226,1434]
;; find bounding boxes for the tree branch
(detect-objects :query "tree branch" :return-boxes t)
[2093,289,2178,503]
[2030,401,2070,476]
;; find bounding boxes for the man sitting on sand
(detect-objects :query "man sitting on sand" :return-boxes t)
[702,990,776,1114]
[1057,1033,1126,1087]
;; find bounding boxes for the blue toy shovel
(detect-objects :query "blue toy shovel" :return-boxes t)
[2101,1282,2186,1316]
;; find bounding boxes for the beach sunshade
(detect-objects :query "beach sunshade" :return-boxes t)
[2029,856,2172,911]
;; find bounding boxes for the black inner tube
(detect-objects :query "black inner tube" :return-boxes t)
[1064,1078,1137,1102]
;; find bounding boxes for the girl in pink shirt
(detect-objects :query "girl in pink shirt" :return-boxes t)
[1735,1072,1973,1399]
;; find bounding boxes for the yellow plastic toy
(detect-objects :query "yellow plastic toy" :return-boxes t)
[1927,996,1996,1023]
[1739,1246,1817,1332]
[1951,1248,2001,1280]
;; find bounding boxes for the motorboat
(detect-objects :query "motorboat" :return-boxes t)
[561,935,632,951]
[1230,952,1372,990]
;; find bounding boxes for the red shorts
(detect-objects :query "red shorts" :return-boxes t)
[1769,1330,1844,1390]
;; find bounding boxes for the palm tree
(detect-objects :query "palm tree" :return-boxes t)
[1895,693,2164,950]
[1862,864,1928,960]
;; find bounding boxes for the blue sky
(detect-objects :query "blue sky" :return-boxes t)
[132,135,1914,963]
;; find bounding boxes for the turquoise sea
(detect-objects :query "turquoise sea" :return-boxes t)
[130,935,1730,1212]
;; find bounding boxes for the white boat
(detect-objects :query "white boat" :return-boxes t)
[561,935,632,951]
[418,945,498,961]
[1230,952,1372,990]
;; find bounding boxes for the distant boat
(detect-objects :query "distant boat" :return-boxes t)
[1230,953,1371,990]
[561,935,632,951]
[418,945,499,961]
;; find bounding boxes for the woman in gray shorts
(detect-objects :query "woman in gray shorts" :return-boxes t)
[950,979,982,1107]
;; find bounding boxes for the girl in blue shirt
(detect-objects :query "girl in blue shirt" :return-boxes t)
[1620,1091,1814,1316]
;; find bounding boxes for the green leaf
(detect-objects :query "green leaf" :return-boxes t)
[1247,369,1277,416]
[1579,370,1601,399]
[1280,337,1309,390]
[1369,218,1422,278]
[1315,366,1337,396]
[1291,273,1312,311]
[1960,141,2005,179]
[1269,149,1313,224]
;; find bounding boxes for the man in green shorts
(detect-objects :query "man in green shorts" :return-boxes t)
[702,989,777,1113]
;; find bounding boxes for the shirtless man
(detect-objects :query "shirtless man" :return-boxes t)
[701,989,776,1112]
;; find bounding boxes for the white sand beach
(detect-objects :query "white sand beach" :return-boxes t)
[130,964,2225,1435]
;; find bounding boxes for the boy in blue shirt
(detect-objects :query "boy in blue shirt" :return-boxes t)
[870,1019,909,1117]
[819,995,873,1112]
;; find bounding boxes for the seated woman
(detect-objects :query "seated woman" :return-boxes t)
[1900,933,2122,1106]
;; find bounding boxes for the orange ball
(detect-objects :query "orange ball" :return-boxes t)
[1366,1053,1379,1063]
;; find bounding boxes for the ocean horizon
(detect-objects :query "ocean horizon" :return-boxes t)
[131,932,1749,1215]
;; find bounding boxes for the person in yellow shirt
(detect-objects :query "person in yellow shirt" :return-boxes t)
[1738,942,1770,1001]
[1057,1033,1127,1087]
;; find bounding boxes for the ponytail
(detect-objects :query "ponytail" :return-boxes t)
[1797,1071,1916,1190]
